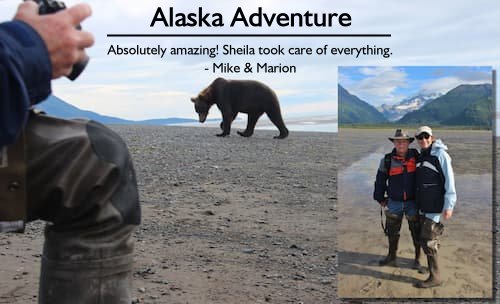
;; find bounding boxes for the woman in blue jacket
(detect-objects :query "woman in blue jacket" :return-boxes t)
[414,126,457,288]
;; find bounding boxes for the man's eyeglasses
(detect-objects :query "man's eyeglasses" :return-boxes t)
[416,133,430,140]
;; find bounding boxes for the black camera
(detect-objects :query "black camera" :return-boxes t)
[35,0,89,80]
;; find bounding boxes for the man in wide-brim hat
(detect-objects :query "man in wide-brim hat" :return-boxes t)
[388,129,415,143]
[374,129,425,272]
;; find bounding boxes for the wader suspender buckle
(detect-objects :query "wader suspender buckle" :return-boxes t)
[0,130,27,233]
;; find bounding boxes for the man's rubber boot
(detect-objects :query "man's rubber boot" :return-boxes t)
[378,235,398,266]
[416,254,443,288]
[39,256,133,304]
[407,216,427,274]
[38,223,136,304]
[379,213,402,266]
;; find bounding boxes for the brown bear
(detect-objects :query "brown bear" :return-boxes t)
[190,78,289,139]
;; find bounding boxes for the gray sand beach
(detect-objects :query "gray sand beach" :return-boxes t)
[0,125,335,304]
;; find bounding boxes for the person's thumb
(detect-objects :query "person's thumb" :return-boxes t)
[14,1,40,21]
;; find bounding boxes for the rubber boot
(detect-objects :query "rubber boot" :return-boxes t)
[39,255,134,304]
[379,235,399,266]
[416,254,442,288]
[38,224,136,304]
[408,217,427,274]
[412,243,427,274]
[38,203,137,304]
[379,214,402,266]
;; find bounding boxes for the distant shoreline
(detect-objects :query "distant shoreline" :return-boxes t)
[340,124,491,131]
[171,119,338,133]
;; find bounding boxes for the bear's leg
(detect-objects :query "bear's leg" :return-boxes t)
[237,112,262,137]
[217,112,234,137]
[266,109,289,139]
[221,112,238,130]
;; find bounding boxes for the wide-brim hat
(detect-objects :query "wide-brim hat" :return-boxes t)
[388,129,414,143]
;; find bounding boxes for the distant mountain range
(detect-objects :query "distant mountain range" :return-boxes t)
[339,84,492,128]
[35,95,200,125]
[338,85,387,124]
[399,84,492,127]
[378,92,442,121]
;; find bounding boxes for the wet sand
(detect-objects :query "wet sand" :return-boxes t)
[337,128,493,299]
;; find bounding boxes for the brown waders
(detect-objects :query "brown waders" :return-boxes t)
[379,211,402,266]
[407,214,426,273]
[1,112,140,303]
[416,217,444,288]
[379,211,425,272]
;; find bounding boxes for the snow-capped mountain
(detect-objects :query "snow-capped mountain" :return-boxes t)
[377,92,442,121]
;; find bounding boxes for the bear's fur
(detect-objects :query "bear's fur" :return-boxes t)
[190,78,289,139]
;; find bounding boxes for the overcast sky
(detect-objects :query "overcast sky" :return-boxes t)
[1,0,499,129]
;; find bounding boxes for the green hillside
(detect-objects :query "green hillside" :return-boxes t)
[338,85,387,125]
[443,96,493,127]
[399,84,492,127]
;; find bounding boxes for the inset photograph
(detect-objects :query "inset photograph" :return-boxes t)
[337,66,493,298]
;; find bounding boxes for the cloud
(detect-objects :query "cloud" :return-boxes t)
[421,71,492,94]
[284,100,336,117]
[359,67,398,76]
[456,69,492,82]
[341,67,408,105]
[420,77,462,94]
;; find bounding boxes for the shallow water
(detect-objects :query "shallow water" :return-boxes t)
[339,150,385,207]
[339,151,492,211]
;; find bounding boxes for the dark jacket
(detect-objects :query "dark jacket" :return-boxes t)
[373,148,418,202]
[0,20,51,146]
[416,140,456,213]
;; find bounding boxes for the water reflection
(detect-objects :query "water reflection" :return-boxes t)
[339,152,492,212]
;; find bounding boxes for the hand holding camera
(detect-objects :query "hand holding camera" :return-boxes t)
[14,0,94,80]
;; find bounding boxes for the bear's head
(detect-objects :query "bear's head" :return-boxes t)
[191,86,215,123]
